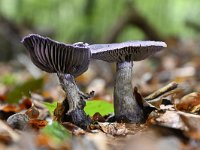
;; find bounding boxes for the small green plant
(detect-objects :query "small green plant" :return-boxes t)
[43,102,57,116]
[42,121,70,143]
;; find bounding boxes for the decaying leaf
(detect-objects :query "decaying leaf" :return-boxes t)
[176,92,200,113]
[25,105,40,119]
[178,111,200,140]
[42,121,70,144]
[53,102,64,121]
[18,98,32,110]
[0,104,18,113]
[0,104,17,120]
[28,119,48,130]
[7,78,44,103]
[0,98,33,120]
[98,122,128,136]
[62,122,86,135]
[0,95,7,102]
[152,111,186,130]
[92,112,105,122]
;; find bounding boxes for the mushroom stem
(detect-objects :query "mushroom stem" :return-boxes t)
[114,61,144,123]
[58,73,80,111]
[57,73,90,129]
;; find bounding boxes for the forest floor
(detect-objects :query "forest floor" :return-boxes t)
[1,38,200,150]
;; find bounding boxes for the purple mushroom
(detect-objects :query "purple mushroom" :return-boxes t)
[90,41,167,123]
[22,34,91,129]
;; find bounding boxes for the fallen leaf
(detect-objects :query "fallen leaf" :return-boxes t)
[28,119,48,130]
[1,104,18,113]
[92,112,105,122]
[179,112,199,131]
[84,100,114,116]
[7,78,44,103]
[61,122,78,131]
[19,98,32,110]
[53,102,65,121]
[25,105,40,119]
[42,121,70,143]
[153,111,186,130]
[98,122,128,136]
[176,92,200,112]
[0,95,7,102]
[43,101,58,116]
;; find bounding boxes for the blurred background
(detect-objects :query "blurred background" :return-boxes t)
[0,0,200,103]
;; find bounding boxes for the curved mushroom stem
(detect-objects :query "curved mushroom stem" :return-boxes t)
[114,61,144,123]
[57,73,90,129]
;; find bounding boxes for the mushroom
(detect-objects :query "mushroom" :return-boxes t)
[89,41,167,123]
[22,34,91,129]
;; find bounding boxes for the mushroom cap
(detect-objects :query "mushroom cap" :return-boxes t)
[22,34,91,77]
[90,41,167,63]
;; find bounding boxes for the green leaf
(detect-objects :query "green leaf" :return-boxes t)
[84,100,114,116]
[43,100,114,117]
[43,102,57,116]
[42,121,70,143]
[7,78,44,103]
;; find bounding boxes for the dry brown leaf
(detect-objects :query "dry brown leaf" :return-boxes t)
[177,111,200,140]
[179,111,200,130]
[62,122,86,135]
[191,103,200,113]
[25,105,40,119]
[28,119,48,130]
[53,102,64,122]
[153,111,186,130]
[1,104,18,113]
[19,98,32,110]
[92,112,105,122]
[0,95,7,102]
[99,122,128,136]
[72,128,86,136]
[36,133,53,147]
[176,92,200,112]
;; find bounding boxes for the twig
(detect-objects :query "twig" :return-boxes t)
[145,82,178,101]
[78,90,95,100]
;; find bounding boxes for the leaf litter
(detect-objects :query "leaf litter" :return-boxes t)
[2,40,200,150]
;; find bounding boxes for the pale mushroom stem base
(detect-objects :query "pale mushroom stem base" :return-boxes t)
[57,73,90,129]
[114,61,144,123]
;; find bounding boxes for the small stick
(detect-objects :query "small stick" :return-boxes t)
[145,82,178,101]
[78,90,95,100]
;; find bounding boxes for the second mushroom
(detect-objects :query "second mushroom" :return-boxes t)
[90,41,167,123]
